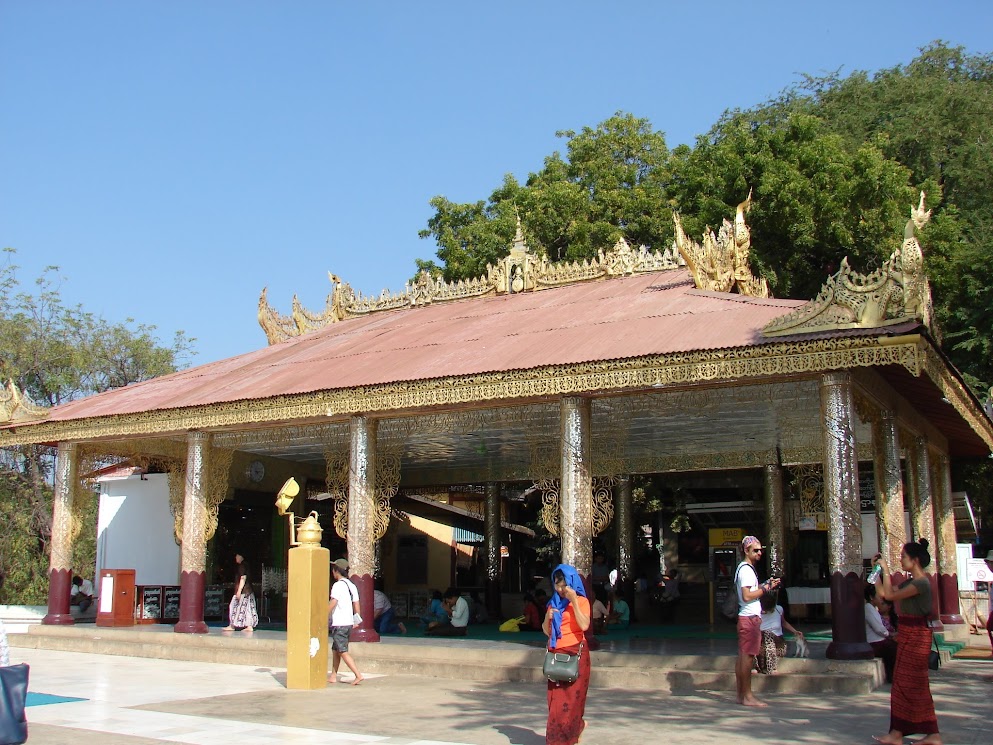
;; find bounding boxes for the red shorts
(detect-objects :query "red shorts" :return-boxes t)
[737,614,761,656]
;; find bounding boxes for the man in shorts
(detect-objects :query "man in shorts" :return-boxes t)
[736,535,779,706]
[328,559,364,685]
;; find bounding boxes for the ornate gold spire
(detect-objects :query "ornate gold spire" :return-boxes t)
[258,222,685,344]
[0,380,49,425]
[764,192,934,337]
[673,191,770,298]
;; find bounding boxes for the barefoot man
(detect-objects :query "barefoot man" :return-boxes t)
[328,559,364,685]
[736,535,780,706]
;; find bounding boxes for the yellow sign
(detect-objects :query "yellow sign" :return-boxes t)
[708,528,744,547]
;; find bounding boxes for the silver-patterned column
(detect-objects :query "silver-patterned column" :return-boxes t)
[43,442,79,625]
[615,475,634,584]
[348,415,380,642]
[873,411,906,570]
[909,437,937,549]
[176,431,210,633]
[763,464,786,577]
[484,482,502,617]
[559,396,593,579]
[820,372,872,659]
[934,454,963,623]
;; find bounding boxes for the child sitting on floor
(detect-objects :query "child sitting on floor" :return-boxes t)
[755,591,803,674]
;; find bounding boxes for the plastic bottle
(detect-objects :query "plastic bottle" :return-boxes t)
[866,564,883,584]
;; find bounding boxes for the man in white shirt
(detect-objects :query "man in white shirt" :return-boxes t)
[373,589,406,635]
[426,587,469,636]
[735,536,779,707]
[70,576,94,612]
[328,559,363,684]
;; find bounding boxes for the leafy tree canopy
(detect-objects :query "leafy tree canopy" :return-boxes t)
[0,248,195,603]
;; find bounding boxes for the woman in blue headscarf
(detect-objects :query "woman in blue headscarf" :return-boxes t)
[542,564,591,745]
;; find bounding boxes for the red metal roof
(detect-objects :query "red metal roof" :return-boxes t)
[30,270,915,422]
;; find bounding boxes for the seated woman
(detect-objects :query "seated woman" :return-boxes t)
[426,587,470,637]
[755,591,803,675]
[419,590,447,627]
[522,592,542,631]
[607,590,630,628]
[865,584,897,683]
[590,591,609,635]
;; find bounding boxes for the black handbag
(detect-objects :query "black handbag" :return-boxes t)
[927,622,940,671]
[543,644,582,683]
[0,663,29,745]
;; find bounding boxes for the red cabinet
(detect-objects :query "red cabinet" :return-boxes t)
[96,569,136,627]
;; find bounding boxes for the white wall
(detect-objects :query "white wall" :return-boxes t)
[96,473,181,585]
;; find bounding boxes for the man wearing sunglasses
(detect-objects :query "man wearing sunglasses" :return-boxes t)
[736,535,780,706]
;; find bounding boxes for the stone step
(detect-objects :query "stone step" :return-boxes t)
[11,624,883,695]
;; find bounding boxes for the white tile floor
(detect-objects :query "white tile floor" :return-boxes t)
[19,648,476,745]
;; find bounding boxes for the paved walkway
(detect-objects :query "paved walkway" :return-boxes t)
[14,644,992,744]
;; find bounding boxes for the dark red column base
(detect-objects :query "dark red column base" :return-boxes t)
[43,568,74,625]
[175,570,208,634]
[938,573,964,625]
[485,577,502,619]
[826,571,873,660]
[349,573,380,643]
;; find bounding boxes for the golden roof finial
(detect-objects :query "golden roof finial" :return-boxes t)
[0,380,50,425]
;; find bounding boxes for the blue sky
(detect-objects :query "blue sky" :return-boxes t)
[2,2,991,366]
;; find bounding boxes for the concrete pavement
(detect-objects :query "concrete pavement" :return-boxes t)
[13,646,992,744]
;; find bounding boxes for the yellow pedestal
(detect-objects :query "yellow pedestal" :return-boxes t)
[286,543,330,689]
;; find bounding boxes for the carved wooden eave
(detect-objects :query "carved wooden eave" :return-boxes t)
[673,191,771,299]
[0,380,49,425]
[257,216,686,345]
[764,193,935,338]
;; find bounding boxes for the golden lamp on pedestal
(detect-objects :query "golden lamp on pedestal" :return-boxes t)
[274,476,330,690]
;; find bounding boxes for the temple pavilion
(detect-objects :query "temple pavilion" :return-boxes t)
[2,194,991,659]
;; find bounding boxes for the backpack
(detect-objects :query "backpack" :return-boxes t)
[720,562,746,620]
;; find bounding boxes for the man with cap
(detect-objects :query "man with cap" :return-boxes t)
[328,558,364,685]
[735,535,780,706]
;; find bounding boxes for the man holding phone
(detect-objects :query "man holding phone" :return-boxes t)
[736,535,780,706]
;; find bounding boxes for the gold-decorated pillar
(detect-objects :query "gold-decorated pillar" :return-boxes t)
[615,475,635,613]
[43,442,78,625]
[908,436,941,628]
[873,411,906,571]
[286,516,330,689]
[763,464,786,578]
[934,454,963,624]
[347,415,380,642]
[559,396,593,587]
[176,431,210,634]
[820,373,872,660]
[484,482,502,618]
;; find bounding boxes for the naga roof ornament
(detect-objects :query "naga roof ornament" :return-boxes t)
[763,192,934,338]
[673,190,770,299]
[258,214,685,345]
[0,380,49,425]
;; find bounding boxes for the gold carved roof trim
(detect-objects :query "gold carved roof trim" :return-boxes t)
[0,380,50,425]
[0,335,923,446]
[764,193,934,338]
[257,221,685,345]
[673,191,770,299]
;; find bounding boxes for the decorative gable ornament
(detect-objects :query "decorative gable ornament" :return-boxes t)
[0,380,49,425]
[764,193,934,337]
[672,191,770,299]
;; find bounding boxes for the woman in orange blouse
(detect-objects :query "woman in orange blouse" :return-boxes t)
[542,564,591,745]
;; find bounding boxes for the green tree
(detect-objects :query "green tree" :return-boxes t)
[0,248,195,603]
[418,113,671,278]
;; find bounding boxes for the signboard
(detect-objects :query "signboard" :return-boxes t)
[966,558,993,583]
[708,528,743,547]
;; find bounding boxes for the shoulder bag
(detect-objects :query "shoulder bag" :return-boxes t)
[721,563,746,620]
[543,643,582,684]
[0,663,29,745]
